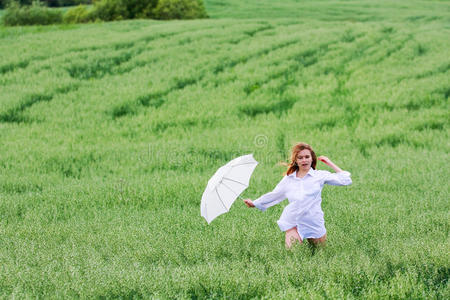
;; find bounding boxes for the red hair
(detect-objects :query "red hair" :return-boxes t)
[284,142,317,176]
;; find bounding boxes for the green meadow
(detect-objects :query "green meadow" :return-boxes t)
[0,0,449,298]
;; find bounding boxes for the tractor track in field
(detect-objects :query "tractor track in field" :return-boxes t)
[2,22,406,127]
[0,21,287,78]
[108,36,305,121]
[0,24,223,76]
[0,84,80,123]
[109,25,366,124]
[0,22,303,124]
[63,23,280,80]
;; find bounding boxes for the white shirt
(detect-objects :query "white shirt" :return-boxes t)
[253,168,352,239]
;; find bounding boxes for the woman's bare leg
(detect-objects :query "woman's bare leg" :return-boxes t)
[307,233,327,248]
[285,227,302,249]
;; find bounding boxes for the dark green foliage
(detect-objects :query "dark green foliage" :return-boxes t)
[90,0,128,21]
[153,0,207,20]
[0,0,31,8]
[63,4,94,23]
[2,1,63,26]
[45,0,92,7]
[1,0,207,24]
[0,0,92,8]
[121,0,158,19]
[90,0,206,21]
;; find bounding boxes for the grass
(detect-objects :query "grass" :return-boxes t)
[0,0,449,298]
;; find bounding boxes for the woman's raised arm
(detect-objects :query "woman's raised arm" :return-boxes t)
[318,156,342,172]
[318,156,352,186]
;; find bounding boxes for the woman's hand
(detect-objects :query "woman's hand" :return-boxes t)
[318,155,343,172]
[243,199,255,208]
[318,156,332,165]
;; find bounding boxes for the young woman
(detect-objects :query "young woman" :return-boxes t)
[243,142,352,248]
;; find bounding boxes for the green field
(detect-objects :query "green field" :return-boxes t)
[1,0,449,298]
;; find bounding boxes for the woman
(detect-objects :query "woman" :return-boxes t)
[243,142,352,248]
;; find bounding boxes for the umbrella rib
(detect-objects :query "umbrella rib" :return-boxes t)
[230,162,257,167]
[222,177,247,186]
[222,162,257,181]
[215,188,228,211]
[221,182,242,197]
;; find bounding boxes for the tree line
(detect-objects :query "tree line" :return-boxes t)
[0,0,91,8]
[1,0,208,25]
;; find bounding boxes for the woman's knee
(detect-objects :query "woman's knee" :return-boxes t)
[307,233,327,246]
[285,227,302,248]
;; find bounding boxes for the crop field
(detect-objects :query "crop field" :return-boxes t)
[0,0,449,298]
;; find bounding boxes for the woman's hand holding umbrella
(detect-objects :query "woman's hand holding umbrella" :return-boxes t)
[243,198,255,208]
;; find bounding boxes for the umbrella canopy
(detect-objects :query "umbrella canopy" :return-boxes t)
[201,154,258,224]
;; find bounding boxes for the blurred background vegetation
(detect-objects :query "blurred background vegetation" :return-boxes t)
[1,0,208,25]
[0,0,91,8]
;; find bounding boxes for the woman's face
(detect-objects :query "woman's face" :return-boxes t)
[296,149,312,171]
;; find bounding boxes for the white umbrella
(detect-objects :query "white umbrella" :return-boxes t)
[201,154,258,224]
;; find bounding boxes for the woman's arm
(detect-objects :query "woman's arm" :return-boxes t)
[318,156,352,186]
[243,199,255,207]
[318,156,343,172]
[243,176,287,211]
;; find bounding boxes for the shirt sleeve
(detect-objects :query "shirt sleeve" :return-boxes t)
[253,176,287,211]
[323,170,352,186]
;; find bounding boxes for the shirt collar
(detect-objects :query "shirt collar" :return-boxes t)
[288,168,316,178]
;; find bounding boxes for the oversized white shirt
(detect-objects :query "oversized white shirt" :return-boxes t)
[253,168,352,239]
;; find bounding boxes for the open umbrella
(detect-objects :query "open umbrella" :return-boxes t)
[201,154,258,224]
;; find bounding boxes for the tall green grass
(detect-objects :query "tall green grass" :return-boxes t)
[205,0,450,21]
[0,0,449,298]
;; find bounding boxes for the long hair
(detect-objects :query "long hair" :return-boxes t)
[284,142,317,176]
